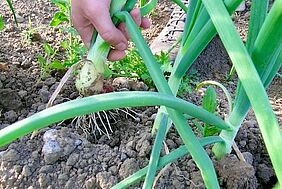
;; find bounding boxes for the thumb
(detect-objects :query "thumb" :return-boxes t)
[86,3,128,50]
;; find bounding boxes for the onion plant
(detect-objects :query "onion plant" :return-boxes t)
[0,0,281,188]
[1,0,17,30]
[151,0,282,186]
[75,0,127,95]
[5,0,17,25]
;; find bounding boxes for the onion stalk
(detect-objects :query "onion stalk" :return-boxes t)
[75,0,127,96]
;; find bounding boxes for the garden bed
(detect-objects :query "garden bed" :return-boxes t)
[0,0,281,188]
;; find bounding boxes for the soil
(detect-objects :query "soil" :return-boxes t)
[0,0,281,189]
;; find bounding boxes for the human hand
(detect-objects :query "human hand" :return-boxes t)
[71,0,150,61]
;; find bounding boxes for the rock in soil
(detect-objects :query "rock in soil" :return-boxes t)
[0,89,22,110]
[0,0,281,188]
[216,155,258,189]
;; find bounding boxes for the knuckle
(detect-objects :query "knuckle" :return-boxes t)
[100,30,116,44]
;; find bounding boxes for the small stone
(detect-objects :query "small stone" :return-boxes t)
[85,177,96,189]
[0,89,22,110]
[22,165,32,177]
[244,120,256,128]
[15,14,25,23]
[129,80,148,91]
[108,166,118,175]
[38,174,51,188]
[31,151,39,159]
[74,139,82,146]
[166,139,176,149]
[112,77,129,91]
[96,172,117,189]
[145,120,152,126]
[125,140,135,149]
[4,110,18,123]
[43,129,57,142]
[39,88,50,103]
[14,165,22,173]
[44,77,56,86]
[187,159,196,171]
[79,159,88,167]
[37,104,46,111]
[242,152,253,165]
[2,149,20,162]
[31,32,42,42]
[42,140,62,164]
[58,173,69,185]
[119,158,139,179]
[239,140,246,147]
[18,90,28,98]
[39,165,54,173]
[149,113,157,120]
[0,74,6,81]
[66,153,80,166]
[83,152,92,159]
[120,153,127,161]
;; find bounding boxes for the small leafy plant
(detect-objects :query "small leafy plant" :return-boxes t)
[177,69,199,97]
[37,42,65,77]
[49,0,87,67]
[110,48,171,88]
[200,86,221,136]
[37,0,87,77]
[21,17,44,43]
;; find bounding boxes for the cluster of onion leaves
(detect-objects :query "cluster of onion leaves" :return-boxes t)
[0,0,281,188]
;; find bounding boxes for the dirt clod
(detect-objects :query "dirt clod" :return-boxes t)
[0,0,280,188]
[119,158,140,179]
[257,163,275,184]
[96,172,118,189]
[0,89,22,110]
[216,155,258,189]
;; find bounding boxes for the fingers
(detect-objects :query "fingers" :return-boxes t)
[71,1,94,48]
[72,16,94,48]
[141,18,151,29]
[106,8,151,61]
[118,9,151,41]
[130,9,142,26]
[130,9,150,30]
[71,0,151,61]
[85,2,128,51]
[108,49,126,61]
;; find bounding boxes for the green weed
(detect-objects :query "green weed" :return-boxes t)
[177,69,198,97]
[109,49,171,88]
[0,16,4,31]
[37,42,65,77]
[37,0,86,77]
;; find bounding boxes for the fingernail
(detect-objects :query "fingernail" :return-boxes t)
[116,43,127,50]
